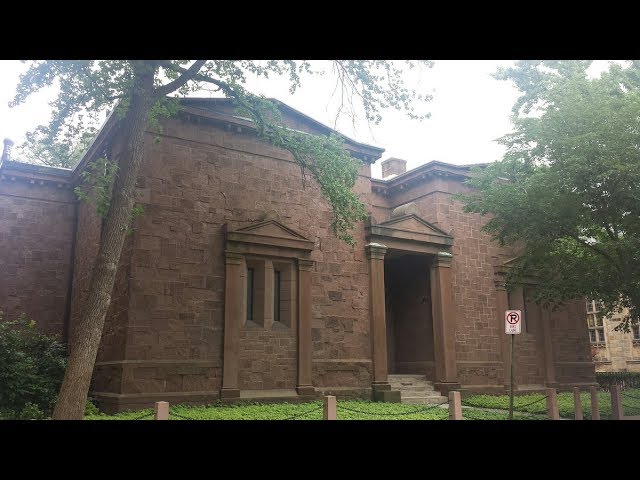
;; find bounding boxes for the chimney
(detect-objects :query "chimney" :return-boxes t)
[381,157,407,179]
[2,138,14,163]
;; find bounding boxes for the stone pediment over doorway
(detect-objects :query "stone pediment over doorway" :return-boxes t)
[225,219,314,255]
[365,214,453,254]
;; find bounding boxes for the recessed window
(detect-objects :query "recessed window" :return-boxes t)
[246,267,254,322]
[274,270,281,323]
[244,259,292,328]
[245,260,265,327]
[633,323,640,341]
[272,261,293,328]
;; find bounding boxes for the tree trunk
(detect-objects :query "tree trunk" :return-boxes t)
[53,65,156,420]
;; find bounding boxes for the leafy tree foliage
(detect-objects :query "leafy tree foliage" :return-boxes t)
[0,312,67,419]
[461,60,640,330]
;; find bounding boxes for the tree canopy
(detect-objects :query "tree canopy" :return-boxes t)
[12,60,432,245]
[461,60,640,329]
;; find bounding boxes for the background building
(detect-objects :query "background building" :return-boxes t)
[587,299,640,372]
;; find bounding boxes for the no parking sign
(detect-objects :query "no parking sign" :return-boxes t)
[505,310,521,334]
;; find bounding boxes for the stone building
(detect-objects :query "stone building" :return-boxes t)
[586,300,640,372]
[0,98,596,412]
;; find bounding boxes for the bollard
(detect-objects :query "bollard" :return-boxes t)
[449,391,463,420]
[573,387,583,420]
[545,388,559,420]
[590,386,600,420]
[611,385,623,420]
[155,401,169,420]
[323,395,336,420]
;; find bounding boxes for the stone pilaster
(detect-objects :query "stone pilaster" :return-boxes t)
[366,242,391,400]
[296,258,315,396]
[540,306,557,387]
[221,251,243,399]
[430,251,460,394]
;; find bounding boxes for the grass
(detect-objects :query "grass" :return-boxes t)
[85,400,452,420]
[462,388,640,420]
[82,388,640,420]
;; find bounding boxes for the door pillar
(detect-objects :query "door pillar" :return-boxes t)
[366,243,392,400]
[430,251,460,394]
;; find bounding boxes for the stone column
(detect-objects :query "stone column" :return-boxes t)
[296,258,315,396]
[540,306,557,387]
[495,280,511,392]
[366,243,391,400]
[430,251,460,394]
[221,252,243,399]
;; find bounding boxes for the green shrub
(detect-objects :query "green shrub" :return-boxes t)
[596,371,640,391]
[19,402,45,420]
[0,312,67,419]
[85,400,102,417]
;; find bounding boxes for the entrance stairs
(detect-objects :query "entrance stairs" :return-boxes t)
[388,374,448,405]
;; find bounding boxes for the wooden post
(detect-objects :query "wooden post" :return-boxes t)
[573,387,583,420]
[449,391,463,420]
[155,401,169,420]
[611,385,623,420]
[590,386,600,420]
[323,395,336,420]
[545,388,559,420]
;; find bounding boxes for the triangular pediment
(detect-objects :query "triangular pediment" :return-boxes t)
[234,220,311,242]
[379,214,452,238]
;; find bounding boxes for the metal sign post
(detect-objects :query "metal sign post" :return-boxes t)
[505,310,522,420]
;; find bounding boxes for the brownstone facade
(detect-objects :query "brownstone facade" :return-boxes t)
[0,98,596,411]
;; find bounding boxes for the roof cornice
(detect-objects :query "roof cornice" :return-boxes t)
[371,160,487,196]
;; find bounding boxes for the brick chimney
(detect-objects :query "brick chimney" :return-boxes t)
[381,157,406,179]
[2,138,14,163]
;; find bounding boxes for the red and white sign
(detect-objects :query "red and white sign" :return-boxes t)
[505,310,521,334]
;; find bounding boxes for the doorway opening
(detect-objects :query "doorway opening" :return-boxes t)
[384,252,435,379]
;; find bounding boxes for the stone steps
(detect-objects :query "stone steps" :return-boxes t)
[388,374,448,405]
[402,396,449,405]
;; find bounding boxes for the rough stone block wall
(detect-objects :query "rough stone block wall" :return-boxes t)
[408,185,505,387]
[551,299,596,385]
[0,179,75,336]
[239,326,297,390]
[511,291,544,386]
[116,114,374,396]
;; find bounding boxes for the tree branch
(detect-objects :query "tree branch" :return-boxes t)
[567,232,623,274]
[154,60,207,98]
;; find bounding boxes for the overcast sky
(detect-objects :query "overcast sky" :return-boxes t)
[0,60,529,178]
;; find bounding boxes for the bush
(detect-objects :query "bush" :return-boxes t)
[596,371,640,391]
[0,312,67,419]
[19,402,45,420]
[85,400,102,417]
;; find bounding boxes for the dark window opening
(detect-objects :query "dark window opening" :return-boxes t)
[274,270,281,323]
[247,267,254,322]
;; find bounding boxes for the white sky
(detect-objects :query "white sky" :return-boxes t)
[0,60,611,178]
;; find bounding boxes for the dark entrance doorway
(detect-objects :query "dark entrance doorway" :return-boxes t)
[384,252,435,378]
